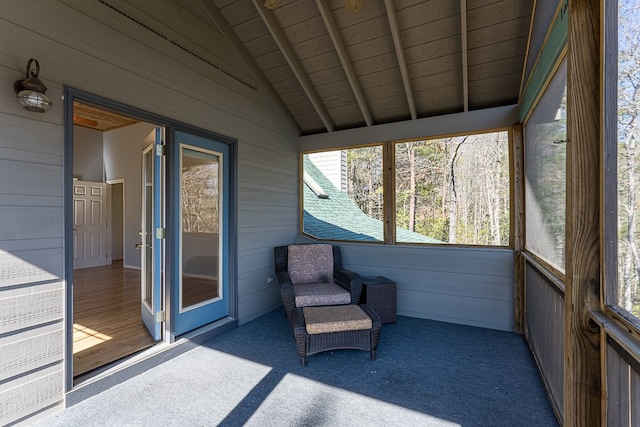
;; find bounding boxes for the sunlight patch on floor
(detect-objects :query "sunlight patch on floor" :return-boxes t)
[73,323,113,353]
[246,373,462,427]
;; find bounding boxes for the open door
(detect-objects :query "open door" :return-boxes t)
[140,128,164,341]
[172,130,229,336]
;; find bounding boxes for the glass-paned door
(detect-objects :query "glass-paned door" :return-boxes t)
[140,128,164,340]
[172,131,229,335]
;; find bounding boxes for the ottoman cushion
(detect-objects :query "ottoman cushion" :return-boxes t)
[303,305,372,334]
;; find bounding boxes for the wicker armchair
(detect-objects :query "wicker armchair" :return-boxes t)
[274,244,363,326]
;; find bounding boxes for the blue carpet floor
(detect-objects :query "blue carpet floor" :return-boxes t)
[32,309,559,426]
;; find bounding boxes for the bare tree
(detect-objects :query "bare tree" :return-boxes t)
[341,131,508,246]
[347,146,383,220]
[182,163,219,233]
[446,137,467,243]
[617,0,640,313]
[408,142,416,232]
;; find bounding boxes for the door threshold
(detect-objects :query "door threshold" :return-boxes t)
[66,316,238,407]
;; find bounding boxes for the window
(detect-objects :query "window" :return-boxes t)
[524,59,567,271]
[303,147,384,242]
[301,130,511,246]
[615,0,640,317]
[395,132,510,245]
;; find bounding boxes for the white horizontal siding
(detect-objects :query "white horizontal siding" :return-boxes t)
[0,113,63,156]
[0,0,300,424]
[0,330,64,382]
[0,370,64,426]
[339,243,515,331]
[0,290,64,335]
[235,142,298,323]
[307,151,345,192]
[0,250,63,288]
[0,207,63,241]
[0,110,71,425]
[0,160,63,198]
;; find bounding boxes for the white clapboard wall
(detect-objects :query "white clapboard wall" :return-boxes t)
[338,243,515,331]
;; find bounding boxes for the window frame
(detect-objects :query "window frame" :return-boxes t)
[603,0,640,333]
[300,127,514,249]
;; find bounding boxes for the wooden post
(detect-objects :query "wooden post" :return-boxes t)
[565,0,602,425]
[383,141,396,244]
[512,124,525,334]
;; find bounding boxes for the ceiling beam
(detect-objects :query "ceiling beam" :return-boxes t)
[252,0,335,132]
[384,0,417,120]
[198,0,301,134]
[300,105,518,152]
[460,0,469,112]
[316,0,373,127]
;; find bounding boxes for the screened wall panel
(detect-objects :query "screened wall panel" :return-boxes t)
[524,59,567,271]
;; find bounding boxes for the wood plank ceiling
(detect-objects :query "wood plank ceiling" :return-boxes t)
[73,102,141,132]
[212,0,534,136]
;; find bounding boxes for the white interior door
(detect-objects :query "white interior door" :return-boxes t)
[73,180,108,269]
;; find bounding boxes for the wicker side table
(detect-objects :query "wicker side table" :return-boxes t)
[358,276,397,324]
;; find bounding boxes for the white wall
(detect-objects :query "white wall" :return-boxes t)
[73,126,104,182]
[308,151,346,192]
[339,243,514,331]
[0,1,299,424]
[103,123,156,269]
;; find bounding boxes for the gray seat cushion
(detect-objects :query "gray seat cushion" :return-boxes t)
[293,282,350,307]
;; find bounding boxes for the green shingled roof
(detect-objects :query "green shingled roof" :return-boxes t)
[303,156,441,243]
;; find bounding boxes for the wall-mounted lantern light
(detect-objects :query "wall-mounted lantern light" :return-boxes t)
[13,58,52,113]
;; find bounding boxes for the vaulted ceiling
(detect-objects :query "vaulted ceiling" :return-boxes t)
[73,0,534,136]
[212,0,534,136]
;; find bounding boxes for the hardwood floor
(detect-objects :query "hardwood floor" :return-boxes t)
[73,261,156,377]
[182,276,218,308]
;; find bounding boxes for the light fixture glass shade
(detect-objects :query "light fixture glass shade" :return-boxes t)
[14,58,52,113]
[17,89,52,113]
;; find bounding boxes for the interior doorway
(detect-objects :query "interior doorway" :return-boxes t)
[107,180,125,263]
[71,102,159,379]
[66,91,237,388]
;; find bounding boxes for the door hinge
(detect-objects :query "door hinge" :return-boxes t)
[155,228,165,239]
[155,311,165,323]
[156,144,166,156]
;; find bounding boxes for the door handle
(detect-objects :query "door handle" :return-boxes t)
[135,243,144,249]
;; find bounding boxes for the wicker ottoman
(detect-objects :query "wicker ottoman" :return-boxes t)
[293,304,381,366]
